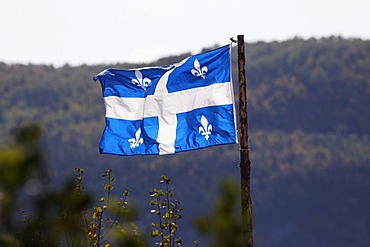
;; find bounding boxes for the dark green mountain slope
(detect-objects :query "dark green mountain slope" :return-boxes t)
[246,37,370,134]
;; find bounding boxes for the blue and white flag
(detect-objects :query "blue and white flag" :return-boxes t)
[93,45,237,155]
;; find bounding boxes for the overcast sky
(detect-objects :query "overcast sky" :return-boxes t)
[1,0,369,66]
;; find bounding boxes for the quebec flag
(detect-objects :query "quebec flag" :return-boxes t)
[93,45,237,156]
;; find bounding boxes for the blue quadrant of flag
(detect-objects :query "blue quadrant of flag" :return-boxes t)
[93,45,237,156]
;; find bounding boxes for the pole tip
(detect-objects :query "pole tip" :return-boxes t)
[230,37,237,43]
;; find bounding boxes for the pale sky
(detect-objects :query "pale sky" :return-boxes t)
[1,0,369,66]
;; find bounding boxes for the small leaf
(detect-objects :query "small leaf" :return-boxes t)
[151,229,159,237]
[150,210,160,215]
[164,211,174,219]
[176,238,183,245]
[160,175,170,184]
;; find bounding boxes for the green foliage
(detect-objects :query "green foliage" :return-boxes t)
[149,175,183,247]
[0,125,146,246]
[195,180,243,247]
[82,168,146,247]
[0,124,45,243]
[74,168,84,194]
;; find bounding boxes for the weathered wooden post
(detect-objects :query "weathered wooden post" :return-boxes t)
[238,34,253,247]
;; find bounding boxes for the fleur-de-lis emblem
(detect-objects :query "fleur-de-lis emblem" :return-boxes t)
[198,115,212,140]
[128,128,144,148]
[191,59,208,79]
[131,70,152,90]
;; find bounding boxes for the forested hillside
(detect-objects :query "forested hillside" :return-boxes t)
[1,37,370,246]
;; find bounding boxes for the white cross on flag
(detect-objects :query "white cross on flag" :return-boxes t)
[93,45,237,155]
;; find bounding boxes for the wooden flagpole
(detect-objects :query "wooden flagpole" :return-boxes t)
[237,34,253,246]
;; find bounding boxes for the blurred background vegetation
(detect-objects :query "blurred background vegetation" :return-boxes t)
[0,36,370,246]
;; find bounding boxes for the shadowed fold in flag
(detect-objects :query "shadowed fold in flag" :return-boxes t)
[93,45,237,155]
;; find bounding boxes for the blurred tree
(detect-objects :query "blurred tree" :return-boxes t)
[195,179,243,247]
[0,125,147,246]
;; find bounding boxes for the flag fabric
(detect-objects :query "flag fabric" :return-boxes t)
[93,45,237,156]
